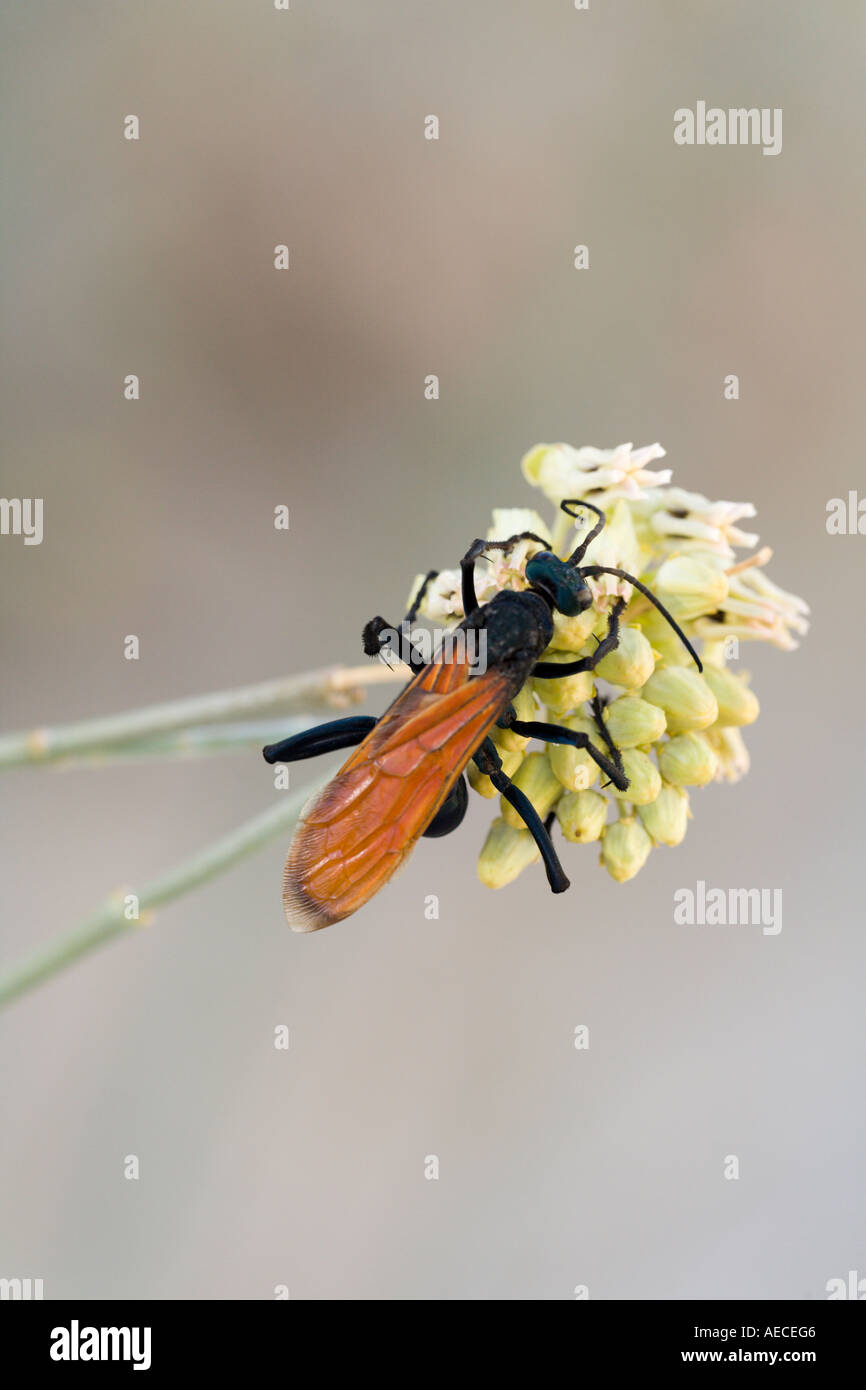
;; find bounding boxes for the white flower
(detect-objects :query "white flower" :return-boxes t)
[643,487,759,558]
[409,509,551,623]
[408,569,466,624]
[692,564,810,650]
[521,442,672,505]
[483,508,550,593]
[707,727,751,782]
[487,508,551,544]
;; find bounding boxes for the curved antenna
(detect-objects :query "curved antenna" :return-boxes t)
[580,564,703,672]
[561,498,607,564]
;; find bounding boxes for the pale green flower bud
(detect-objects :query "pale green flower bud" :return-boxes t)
[653,555,729,622]
[492,683,538,752]
[531,658,594,715]
[640,667,718,734]
[478,817,540,888]
[556,789,608,843]
[468,746,524,798]
[600,816,653,882]
[638,608,694,667]
[638,783,690,845]
[609,748,661,805]
[701,664,760,727]
[487,507,551,544]
[501,751,562,828]
[549,605,598,653]
[603,695,667,748]
[657,731,718,786]
[546,714,600,792]
[594,624,655,689]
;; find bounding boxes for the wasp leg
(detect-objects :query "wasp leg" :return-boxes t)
[495,702,516,730]
[505,718,629,791]
[362,616,426,674]
[531,596,626,678]
[473,738,570,894]
[589,691,625,779]
[459,531,549,616]
[405,569,439,625]
[423,775,468,838]
[361,570,439,675]
[582,564,701,671]
[262,716,377,765]
[561,498,607,564]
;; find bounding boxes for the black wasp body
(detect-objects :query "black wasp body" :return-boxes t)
[263,499,701,927]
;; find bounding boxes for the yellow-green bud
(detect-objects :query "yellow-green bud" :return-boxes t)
[531,657,594,715]
[594,624,655,689]
[468,746,524,798]
[549,605,598,653]
[500,751,562,828]
[657,731,718,786]
[478,817,540,888]
[640,667,718,734]
[639,608,693,667]
[603,695,667,748]
[609,748,662,805]
[600,816,653,882]
[638,783,690,845]
[653,555,729,622]
[556,789,608,843]
[701,664,760,727]
[546,714,600,792]
[492,682,538,751]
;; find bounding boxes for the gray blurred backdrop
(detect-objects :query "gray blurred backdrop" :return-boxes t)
[1,1,864,1299]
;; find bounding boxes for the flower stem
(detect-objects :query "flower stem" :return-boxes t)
[0,663,401,771]
[0,778,323,1012]
[12,718,319,767]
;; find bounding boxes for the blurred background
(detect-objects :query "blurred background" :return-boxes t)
[1,1,864,1299]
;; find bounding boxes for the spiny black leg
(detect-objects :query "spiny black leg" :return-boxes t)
[263,716,376,765]
[361,571,439,675]
[589,691,625,777]
[362,617,427,674]
[506,718,629,792]
[581,564,702,672]
[406,569,438,625]
[561,499,607,564]
[532,596,626,678]
[473,738,570,893]
[460,531,549,617]
[460,539,488,617]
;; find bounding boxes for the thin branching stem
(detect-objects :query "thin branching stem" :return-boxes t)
[0,663,402,771]
[0,778,325,1012]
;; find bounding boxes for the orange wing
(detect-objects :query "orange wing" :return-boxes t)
[283,655,512,931]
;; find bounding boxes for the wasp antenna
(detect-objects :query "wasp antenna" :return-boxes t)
[580,564,703,672]
[561,499,607,565]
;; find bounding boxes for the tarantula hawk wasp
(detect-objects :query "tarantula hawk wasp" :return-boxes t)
[263,499,701,931]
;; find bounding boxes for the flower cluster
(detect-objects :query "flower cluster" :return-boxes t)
[408,443,809,885]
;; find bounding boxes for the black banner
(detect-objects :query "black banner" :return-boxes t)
[2,1299,861,1374]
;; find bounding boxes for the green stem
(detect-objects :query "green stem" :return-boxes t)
[22,718,319,767]
[0,663,401,771]
[0,779,323,1012]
